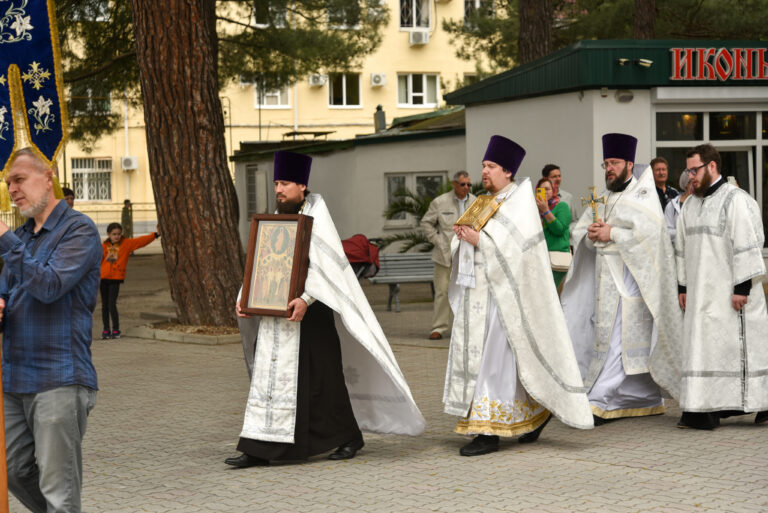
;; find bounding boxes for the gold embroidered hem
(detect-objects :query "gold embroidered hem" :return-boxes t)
[455,410,550,437]
[591,404,665,419]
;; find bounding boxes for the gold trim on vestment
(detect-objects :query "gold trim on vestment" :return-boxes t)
[591,404,665,419]
[455,410,551,437]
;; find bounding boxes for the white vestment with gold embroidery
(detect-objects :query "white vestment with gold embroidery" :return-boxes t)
[444,179,593,434]
[239,194,426,443]
[562,169,683,418]
[675,182,768,412]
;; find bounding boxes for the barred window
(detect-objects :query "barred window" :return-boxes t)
[400,0,429,28]
[71,157,112,201]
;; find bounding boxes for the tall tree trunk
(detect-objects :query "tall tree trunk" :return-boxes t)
[634,0,656,39]
[518,0,553,65]
[130,0,244,326]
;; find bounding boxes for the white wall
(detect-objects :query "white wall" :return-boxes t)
[235,134,466,248]
[464,89,653,218]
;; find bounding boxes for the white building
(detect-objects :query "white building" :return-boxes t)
[445,40,768,260]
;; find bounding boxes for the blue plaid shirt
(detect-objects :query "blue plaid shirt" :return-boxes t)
[0,200,101,393]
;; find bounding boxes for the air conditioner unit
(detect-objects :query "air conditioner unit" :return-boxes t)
[409,29,429,46]
[370,73,386,87]
[121,156,138,171]
[308,74,327,87]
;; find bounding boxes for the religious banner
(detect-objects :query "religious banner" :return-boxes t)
[240,214,313,317]
[0,0,68,173]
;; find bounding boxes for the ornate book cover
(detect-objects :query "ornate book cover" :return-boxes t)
[454,195,500,232]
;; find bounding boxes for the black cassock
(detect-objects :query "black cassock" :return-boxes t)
[237,301,362,461]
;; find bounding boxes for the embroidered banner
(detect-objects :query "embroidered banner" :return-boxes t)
[0,0,68,173]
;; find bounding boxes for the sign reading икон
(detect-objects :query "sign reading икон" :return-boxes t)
[670,48,768,81]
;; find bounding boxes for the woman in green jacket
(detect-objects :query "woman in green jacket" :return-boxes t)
[535,177,571,286]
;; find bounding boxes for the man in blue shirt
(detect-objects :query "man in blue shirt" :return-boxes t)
[0,148,102,513]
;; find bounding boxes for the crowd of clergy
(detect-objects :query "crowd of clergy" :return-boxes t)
[226,133,767,468]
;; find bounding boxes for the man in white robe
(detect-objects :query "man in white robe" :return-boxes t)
[445,136,593,457]
[561,133,682,425]
[226,151,425,467]
[676,143,768,429]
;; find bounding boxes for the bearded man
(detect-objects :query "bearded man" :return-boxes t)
[444,136,592,457]
[561,133,682,425]
[0,148,101,512]
[227,151,425,467]
[675,143,768,429]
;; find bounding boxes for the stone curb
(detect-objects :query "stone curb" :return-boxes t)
[124,325,241,346]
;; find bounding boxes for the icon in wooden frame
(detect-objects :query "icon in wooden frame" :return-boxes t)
[240,214,313,317]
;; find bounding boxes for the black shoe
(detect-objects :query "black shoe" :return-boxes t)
[678,412,719,430]
[224,453,269,468]
[755,411,768,425]
[518,414,551,444]
[328,438,364,460]
[592,415,616,426]
[719,410,747,419]
[459,435,499,456]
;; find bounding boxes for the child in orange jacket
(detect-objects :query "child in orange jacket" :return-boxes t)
[101,222,160,339]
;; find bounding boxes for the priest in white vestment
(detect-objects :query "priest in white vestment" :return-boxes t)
[444,136,593,457]
[226,151,426,467]
[561,133,683,425]
[676,143,768,429]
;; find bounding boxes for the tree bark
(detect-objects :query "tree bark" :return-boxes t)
[130,0,244,326]
[518,0,553,65]
[634,0,656,39]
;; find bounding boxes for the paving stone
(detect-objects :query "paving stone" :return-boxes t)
[8,254,768,512]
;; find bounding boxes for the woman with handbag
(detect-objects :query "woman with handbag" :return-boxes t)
[535,177,572,286]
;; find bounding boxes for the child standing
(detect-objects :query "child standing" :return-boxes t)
[101,222,160,339]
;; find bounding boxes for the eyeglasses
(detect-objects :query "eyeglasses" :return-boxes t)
[455,182,471,187]
[600,160,625,170]
[684,162,710,175]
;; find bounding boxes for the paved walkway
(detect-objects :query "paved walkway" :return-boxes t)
[9,253,768,512]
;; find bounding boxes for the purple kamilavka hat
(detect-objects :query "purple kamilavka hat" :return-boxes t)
[602,133,638,163]
[483,135,526,176]
[274,151,312,185]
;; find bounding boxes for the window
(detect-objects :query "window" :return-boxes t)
[256,86,291,108]
[464,0,493,23]
[400,0,429,28]
[329,73,361,107]
[69,85,111,117]
[397,73,439,108]
[385,172,445,223]
[246,164,270,217]
[654,109,768,247]
[328,0,361,28]
[710,112,756,140]
[71,158,112,201]
[656,112,702,141]
[253,1,286,27]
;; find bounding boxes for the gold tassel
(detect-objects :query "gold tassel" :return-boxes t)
[52,173,64,199]
[0,181,12,212]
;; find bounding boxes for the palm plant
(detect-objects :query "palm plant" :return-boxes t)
[378,181,485,252]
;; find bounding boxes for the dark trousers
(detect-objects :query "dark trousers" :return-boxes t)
[100,279,121,332]
[238,302,362,461]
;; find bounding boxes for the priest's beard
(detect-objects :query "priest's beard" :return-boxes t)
[276,197,303,214]
[692,170,713,197]
[605,164,631,192]
[19,194,50,218]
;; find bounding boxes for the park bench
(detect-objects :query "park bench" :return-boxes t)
[368,253,435,312]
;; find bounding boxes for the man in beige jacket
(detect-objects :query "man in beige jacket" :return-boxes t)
[420,171,476,340]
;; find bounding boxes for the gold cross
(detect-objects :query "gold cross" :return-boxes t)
[581,186,606,224]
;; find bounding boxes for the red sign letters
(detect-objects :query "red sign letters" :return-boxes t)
[670,47,768,81]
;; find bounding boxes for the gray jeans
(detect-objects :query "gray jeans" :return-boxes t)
[5,385,97,513]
